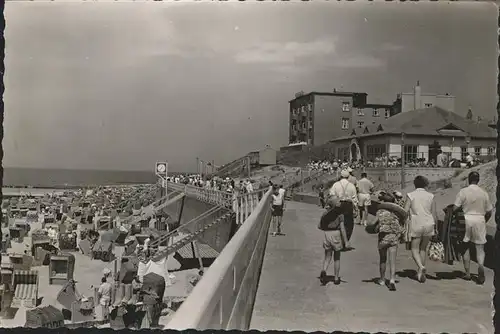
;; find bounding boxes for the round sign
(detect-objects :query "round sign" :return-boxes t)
[156,163,167,173]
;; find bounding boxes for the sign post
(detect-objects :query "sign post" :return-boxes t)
[155,161,168,197]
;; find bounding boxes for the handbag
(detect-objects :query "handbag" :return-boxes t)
[365,221,379,234]
[428,240,445,262]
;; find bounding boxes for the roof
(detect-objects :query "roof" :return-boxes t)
[289,91,367,103]
[363,103,392,109]
[331,106,497,142]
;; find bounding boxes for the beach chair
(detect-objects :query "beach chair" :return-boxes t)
[11,270,39,308]
[49,254,75,285]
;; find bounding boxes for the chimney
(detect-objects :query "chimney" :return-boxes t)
[414,80,421,110]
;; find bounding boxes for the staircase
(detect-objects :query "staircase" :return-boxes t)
[120,190,186,227]
[211,155,249,178]
[149,205,233,262]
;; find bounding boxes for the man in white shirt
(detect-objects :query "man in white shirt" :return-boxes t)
[245,180,254,193]
[465,153,474,168]
[357,172,374,226]
[406,175,438,283]
[329,170,358,242]
[436,150,447,168]
[453,171,492,285]
[278,185,286,206]
[346,167,358,187]
[270,186,284,236]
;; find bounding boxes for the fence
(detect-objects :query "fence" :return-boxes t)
[362,151,495,168]
[167,182,233,208]
[167,187,272,330]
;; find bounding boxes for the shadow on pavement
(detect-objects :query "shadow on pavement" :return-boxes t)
[429,270,464,280]
[361,277,400,284]
[170,252,215,272]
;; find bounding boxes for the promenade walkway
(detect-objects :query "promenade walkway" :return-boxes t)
[251,201,493,333]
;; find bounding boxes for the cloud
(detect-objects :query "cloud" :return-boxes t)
[235,38,385,76]
[380,42,404,52]
[329,55,386,69]
[234,39,336,64]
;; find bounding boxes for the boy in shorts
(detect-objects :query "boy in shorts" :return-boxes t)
[319,198,349,285]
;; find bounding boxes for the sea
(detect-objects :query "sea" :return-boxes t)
[3,167,159,188]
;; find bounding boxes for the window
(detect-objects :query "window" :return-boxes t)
[338,147,349,161]
[367,144,386,161]
[307,104,313,112]
[357,121,364,128]
[404,145,418,162]
[341,118,350,130]
[342,102,351,112]
[357,108,365,116]
[474,147,481,156]
[372,109,380,117]
[425,103,433,108]
[488,146,496,155]
[460,146,468,160]
[385,109,390,118]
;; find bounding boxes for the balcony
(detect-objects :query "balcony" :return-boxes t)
[291,113,298,120]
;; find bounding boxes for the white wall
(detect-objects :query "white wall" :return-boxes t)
[418,145,429,161]
[389,144,401,158]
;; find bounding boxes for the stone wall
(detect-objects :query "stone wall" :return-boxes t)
[365,167,459,185]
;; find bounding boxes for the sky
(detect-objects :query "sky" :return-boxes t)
[4,1,498,172]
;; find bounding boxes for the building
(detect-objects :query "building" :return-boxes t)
[289,90,382,146]
[351,103,392,130]
[329,106,497,163]
[391,81,455,116]
[248,146,277,166]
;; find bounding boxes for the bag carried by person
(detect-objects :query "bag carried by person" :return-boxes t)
[318,207,343,231]
[365,221,379,234]
[428,238,445,262]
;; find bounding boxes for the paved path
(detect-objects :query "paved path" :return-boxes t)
[251,201,494,333]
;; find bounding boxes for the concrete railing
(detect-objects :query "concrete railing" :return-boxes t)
[167,188,272,330]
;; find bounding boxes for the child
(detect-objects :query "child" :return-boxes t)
[318,184,326,208]
[318,198,351,285]
[270,186,284,236]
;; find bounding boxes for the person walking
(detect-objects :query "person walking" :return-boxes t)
[318,197,349,286]
[328,170,358,242]
[318,184,326,208]
[373,192,405,291]
[346,167,358,187]
[453,171,492,285]
[276,184,286,234]
[357,172,374,226]
[404,175,438,283]
[270,186,284,236]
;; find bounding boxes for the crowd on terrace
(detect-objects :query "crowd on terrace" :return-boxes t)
[308,150,487,170]
[166,174,258,194]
